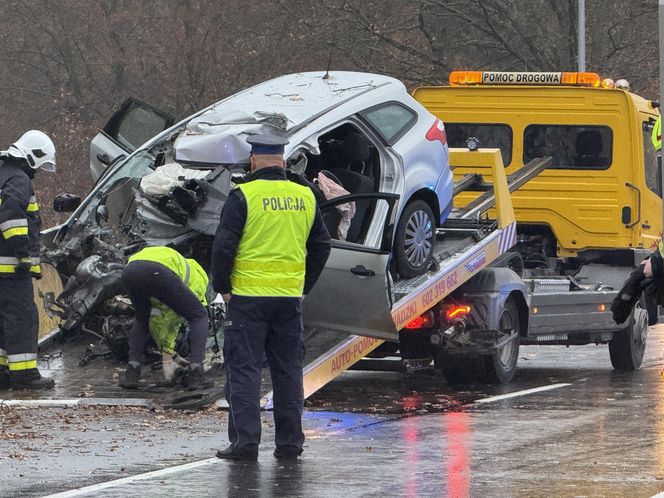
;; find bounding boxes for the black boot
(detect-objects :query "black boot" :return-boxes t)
[274,446,303,460]
[0,366,9,390]
[9,369,55,390]
[216,445,258,461]
[119,364,141,389]
[186,365,214,391]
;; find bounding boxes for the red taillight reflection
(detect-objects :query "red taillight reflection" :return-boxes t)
[404,311,434,330]
[444,305,471,321]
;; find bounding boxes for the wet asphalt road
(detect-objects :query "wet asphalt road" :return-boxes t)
[4,327,664,497]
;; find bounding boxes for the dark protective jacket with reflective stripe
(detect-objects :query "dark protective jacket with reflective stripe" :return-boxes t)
[0,159,41,276]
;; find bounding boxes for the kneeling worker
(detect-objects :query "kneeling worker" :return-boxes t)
[119,246,212,390]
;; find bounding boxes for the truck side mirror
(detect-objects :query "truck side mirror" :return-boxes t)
[53,193,82,212]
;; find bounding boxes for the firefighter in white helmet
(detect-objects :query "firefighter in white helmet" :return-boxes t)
[0,130,56,390]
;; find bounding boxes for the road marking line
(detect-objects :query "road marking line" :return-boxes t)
[0,398,155,409]
[474,383,571,404]
[44,458,219,497]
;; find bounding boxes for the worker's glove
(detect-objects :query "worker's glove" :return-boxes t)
[611,265,646,324]
[162,352,189,385]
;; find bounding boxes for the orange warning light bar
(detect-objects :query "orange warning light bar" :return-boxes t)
[450,70,602,88]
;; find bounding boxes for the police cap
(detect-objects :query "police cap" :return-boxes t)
[246,133,289,155]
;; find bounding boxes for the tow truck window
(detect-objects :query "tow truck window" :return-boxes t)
[359,103,417,145]
[642,120,662,198]
[445,123,512,166]
[523,125,612,170]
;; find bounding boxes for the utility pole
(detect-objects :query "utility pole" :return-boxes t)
[578,0,586,72]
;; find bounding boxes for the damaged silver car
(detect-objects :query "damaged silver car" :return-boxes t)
[41,71,453,362]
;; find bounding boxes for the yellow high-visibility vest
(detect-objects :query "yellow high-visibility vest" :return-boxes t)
[652,116,661,152]
[231,179,315,296]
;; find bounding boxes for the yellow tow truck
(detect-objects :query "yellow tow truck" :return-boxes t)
[409,70,659,380]
[271,70,660,399]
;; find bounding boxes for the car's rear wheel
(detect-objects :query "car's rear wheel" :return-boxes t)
[394,200,436,278]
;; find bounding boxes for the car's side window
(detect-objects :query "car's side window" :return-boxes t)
[360,103,417,145]
[103,99,173,153]
[318,196,397,250]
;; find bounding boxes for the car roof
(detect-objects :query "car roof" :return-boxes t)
[193,71,406,130]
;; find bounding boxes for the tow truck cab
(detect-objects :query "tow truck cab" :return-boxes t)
[413,70,662,269]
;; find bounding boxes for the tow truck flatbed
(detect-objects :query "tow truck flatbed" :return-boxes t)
[262,149,536,405]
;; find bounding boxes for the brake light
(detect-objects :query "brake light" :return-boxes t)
[404,311,434,329]
[444,305,471,321]
[426,118,447,145]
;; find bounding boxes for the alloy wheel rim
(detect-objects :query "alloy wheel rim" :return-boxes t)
[404,209,433,267]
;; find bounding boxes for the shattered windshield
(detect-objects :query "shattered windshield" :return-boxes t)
[99,149,156,194]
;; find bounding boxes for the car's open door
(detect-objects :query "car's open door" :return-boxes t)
[303,193,399,340]
[90,98,174,182]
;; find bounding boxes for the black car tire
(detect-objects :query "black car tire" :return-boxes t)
[609,305,647,371]
[394,200,436,278]
[479,297,520,384]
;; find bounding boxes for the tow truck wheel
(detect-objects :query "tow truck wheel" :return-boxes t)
[609,305,647,371]
[480,298,520,384]
[394,200,436,278]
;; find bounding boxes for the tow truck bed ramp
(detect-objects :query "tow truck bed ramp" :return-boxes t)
[262,150,545,406]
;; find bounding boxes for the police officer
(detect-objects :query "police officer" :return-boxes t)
[0,131,56,390]
[119,246,213,390]
[212,134,331,461]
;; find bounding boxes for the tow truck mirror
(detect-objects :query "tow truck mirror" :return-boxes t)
[53,193,82,212]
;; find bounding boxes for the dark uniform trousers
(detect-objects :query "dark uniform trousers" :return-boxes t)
[224,295,305,453]
[0,275,38,365]
[122,261,209,364]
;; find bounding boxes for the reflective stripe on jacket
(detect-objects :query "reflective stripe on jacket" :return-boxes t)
[231,179,315,296]
[128,246,209,353]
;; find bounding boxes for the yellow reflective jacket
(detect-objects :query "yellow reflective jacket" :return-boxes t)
[231,179,315,296]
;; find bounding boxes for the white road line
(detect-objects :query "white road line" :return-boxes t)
[0,398,155,409]
[474,383,571,404]
[0,399,81,408]
[44,458,219,497]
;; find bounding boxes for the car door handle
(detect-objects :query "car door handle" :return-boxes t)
[97,153,113,166]
[350,265,375,277]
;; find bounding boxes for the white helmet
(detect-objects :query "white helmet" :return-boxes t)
[3,130,56,172]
